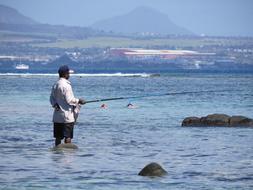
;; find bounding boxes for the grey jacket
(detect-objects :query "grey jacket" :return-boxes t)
[50,78,79,123]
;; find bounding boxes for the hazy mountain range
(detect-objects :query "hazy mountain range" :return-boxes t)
[0,4,37,25]
[0,5,101,38]
[0,4,193,36]
[91,6,193,35]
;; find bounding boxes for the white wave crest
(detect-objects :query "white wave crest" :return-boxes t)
[0,72,156,77]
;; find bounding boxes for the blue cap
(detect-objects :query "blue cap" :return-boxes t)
[58,65,70,75]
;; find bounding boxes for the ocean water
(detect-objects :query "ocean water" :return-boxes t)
[0,73,253,190]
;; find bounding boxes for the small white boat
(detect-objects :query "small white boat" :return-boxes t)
[15,64,29,70]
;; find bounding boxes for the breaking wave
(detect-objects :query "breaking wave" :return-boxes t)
[0,72,158,77]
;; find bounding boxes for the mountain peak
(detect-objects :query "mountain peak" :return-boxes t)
[92,6,193,35]
[129,6,166,16]
[0,4,37,25]
[131,6,160,13]
[126,6,169,21]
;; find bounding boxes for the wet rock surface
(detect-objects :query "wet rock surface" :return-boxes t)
[181,117,202,126]
[229,116,253,126]
[182,114,253,127]
[200,114,230,126]
[138,162,167,177]
[55,143,78,149]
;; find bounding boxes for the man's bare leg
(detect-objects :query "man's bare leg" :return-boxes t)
[65,138,71,144]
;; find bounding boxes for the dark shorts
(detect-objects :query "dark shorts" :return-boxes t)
[54,122,74,139]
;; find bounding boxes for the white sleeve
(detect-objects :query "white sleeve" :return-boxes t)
[63,85,79,105]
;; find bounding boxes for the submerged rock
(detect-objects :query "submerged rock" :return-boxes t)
[56,143,78,149]
[182,114,253,127]
[138,162,167,177]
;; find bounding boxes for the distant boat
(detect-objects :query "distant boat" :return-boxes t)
[15,64,29,70]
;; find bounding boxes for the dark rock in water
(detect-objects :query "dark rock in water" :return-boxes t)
[200,114,230,126]
[229,116,253,127]
[150,74,161,77]
[56,143,78,149]
[138,162,167,177]
[182,114,253,127]
[182,117,201,126]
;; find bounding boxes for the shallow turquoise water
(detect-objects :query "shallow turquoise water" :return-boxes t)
[0,73,253,189]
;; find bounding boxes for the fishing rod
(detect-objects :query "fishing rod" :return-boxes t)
[84,90,231,104]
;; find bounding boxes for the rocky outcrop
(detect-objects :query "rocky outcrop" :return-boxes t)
[182,114,253,127]
[229,116,253,126]
[200,114,230,126]
[181,117,202,126]
[138,162,167,177]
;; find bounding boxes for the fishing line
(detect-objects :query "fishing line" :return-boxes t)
[84,90,232,104]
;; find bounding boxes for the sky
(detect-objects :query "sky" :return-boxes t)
[0,0,253,36]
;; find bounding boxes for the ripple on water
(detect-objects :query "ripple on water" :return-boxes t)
[215,176,253,182]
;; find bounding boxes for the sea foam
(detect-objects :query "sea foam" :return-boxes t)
[0,72,153,77]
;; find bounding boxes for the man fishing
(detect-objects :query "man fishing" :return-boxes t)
[50,65,85,146]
